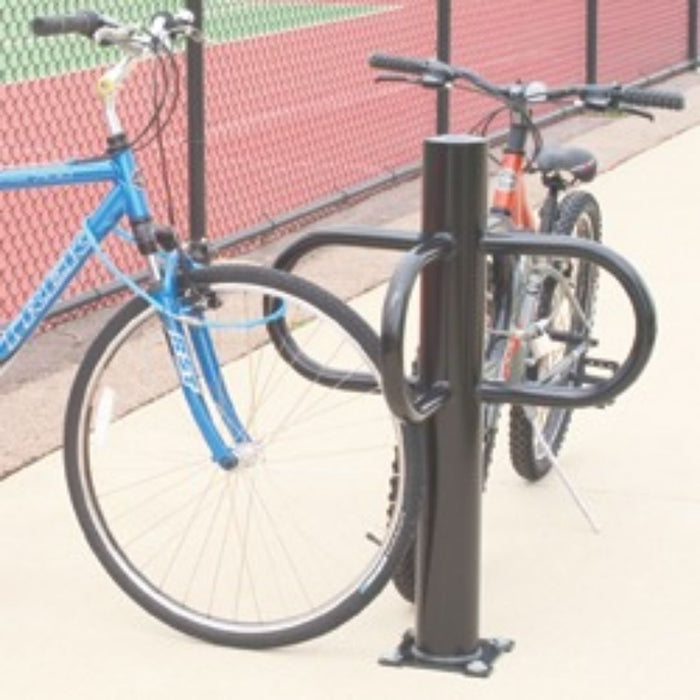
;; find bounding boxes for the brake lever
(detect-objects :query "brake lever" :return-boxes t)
[374,73,412,83]
[421,74,448,88]
[93,25,136,47]
[374,73,448,89]
[619,106,654,121]
[165,9,203,42]
[582,98,654,122]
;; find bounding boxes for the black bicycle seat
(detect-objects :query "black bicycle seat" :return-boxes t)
[533,144,598,182]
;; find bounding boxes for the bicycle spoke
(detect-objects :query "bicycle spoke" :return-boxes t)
[65,266,414,647]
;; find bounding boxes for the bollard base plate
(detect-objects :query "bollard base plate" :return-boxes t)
[379,630,514,678]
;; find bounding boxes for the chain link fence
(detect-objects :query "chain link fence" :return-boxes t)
[201,0,436,254]
[1,0,187,326]
[598,0,689,83]
[0,1,696,329]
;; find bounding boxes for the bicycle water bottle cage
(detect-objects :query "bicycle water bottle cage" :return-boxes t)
[532,144,597,183]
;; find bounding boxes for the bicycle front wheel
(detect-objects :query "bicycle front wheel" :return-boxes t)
[64,264,418,648]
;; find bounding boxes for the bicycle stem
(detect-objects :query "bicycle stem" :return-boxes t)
[97,52,141,136]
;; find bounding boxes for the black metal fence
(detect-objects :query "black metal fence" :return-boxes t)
[0,1,696,326]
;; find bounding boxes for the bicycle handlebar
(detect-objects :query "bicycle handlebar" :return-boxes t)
[30,9,197,47]
[369,52,686,112]
[30,11,109,38]
[30,8,198,139]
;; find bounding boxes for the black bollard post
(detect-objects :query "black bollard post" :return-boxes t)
[382,135,513,677]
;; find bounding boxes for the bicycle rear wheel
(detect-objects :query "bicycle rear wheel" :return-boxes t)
[64,263,418,647]
[509,190,601,480]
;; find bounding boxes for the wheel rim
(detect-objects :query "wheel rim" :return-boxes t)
[71,276,405,642]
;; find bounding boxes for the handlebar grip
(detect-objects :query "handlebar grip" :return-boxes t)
[368,53,455,81]
[369,53,431,75]
[618,87,685,111]
[31,11,104,38]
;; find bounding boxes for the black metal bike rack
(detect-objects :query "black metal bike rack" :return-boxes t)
[272,135,657,677]
[271,226,420,393]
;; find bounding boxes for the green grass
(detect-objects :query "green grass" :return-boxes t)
[0,2,387,84]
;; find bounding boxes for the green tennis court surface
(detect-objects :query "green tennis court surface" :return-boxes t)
[0,2,386,84]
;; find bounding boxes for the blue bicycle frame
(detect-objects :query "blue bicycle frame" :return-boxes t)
[0,149,149,360]
[0,148,245,468]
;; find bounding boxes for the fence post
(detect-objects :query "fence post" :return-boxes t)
[586,0,598,83]
[690,0,699,68]
[436,0,450,134]
[186,0,207,255]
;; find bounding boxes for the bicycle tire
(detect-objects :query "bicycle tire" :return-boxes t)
[64,263,419,648]
[509,190,602,481]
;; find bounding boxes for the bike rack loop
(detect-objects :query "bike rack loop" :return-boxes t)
[271,135,656,675]
[271,226,420,393]
[382,232,657,421]
[379,134,657,676]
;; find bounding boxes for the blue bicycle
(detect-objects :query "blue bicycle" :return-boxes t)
[2,10,418,647]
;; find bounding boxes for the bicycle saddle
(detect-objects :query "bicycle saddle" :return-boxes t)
[533,144,597,182]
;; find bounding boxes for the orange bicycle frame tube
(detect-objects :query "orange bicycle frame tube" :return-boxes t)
[491,151,537,230]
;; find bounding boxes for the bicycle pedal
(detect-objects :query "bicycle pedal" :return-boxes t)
[581,356,620,386]
[547,330,598,347]
[584,356,620,372]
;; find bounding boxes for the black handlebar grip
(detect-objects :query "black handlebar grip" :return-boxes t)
[31,11,103,38]
[619,88,685,111]
[368,53,457,82]
[369,53,432,75]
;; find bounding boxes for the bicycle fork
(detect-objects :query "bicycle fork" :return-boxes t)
[160,315,246,469]
[156,255,252,470]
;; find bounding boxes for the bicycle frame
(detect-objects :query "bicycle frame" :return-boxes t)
[490,111,538,230]
[486,109,593,387]
[0,149,150,362]
[0,147,245,468]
